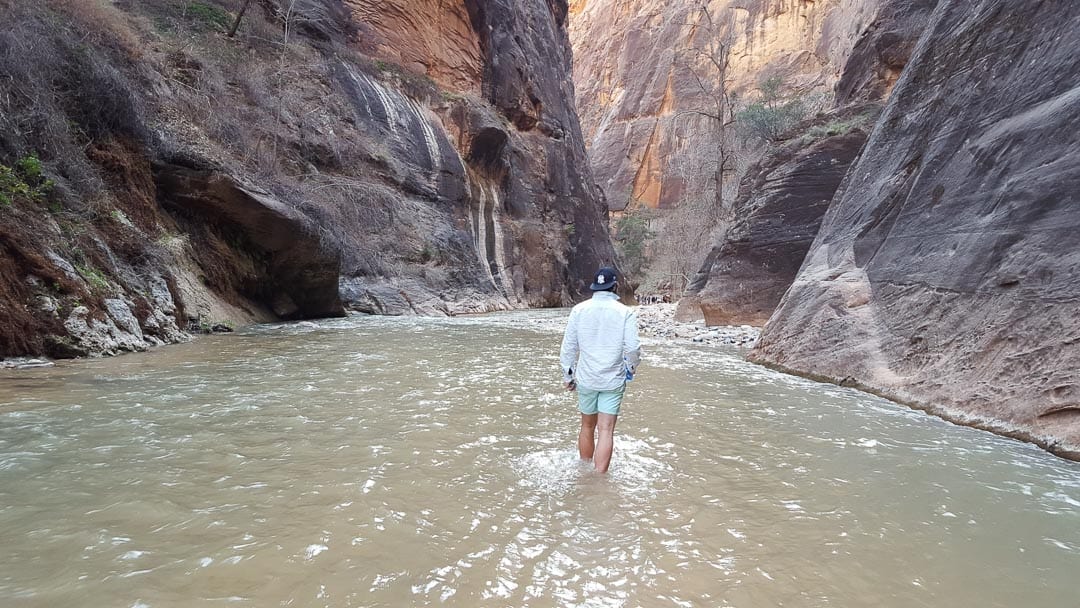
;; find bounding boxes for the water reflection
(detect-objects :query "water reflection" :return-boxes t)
[0,310,1077,607]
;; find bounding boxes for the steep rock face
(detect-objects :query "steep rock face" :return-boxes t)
[834,0,938,105]
[671,0,934,324]
[751,0,1080,457]
[348,0,482,94]
[154,164,344,320]
[470,0,616,297]
[0,0,612,358]
[686,117,870,325]
[570,0,880,210]
[348,0,615,309]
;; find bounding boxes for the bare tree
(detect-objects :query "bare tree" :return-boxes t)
[644,1,737,296]
[228,0,255,37]
[674,1,737,212]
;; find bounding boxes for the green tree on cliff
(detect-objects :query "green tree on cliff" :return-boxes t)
[735,75,810,142]
[614,208,654,279]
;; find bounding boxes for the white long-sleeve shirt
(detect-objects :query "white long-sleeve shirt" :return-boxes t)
[560,291,642,391]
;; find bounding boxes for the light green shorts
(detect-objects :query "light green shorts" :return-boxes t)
[577,385,626,416]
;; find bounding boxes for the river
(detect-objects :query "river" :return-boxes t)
[1,310,1078,607]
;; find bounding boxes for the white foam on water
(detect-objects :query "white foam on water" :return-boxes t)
[303,544,328,560]
[513,448,587,495]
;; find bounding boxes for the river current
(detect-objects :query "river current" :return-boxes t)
[1,310,1078,607]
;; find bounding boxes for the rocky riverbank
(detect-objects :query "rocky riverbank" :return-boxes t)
[636,303,760,346]
[0,302,759,371]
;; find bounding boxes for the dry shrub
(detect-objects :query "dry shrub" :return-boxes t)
[0,209,91,356]
[43,0,142,60]
[62,53,147,144]
[0,3,147,193]
[86,139,166,234]
[296,177,400,276]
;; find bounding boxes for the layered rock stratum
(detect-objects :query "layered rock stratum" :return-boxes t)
[751,0,1080,458]
[685,109,873,325]
[0,0,613,358]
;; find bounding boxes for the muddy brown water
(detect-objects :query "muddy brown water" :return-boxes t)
[1,310,1078,607]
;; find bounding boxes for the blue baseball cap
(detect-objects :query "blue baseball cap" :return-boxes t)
[590,267,618,291]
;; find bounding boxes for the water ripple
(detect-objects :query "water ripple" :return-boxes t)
[0,310,1077,607]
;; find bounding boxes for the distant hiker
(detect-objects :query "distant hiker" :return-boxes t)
[560,267,641,473]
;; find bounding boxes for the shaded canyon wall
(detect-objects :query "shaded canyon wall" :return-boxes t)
[660,0,935,322]
[0,0,612,358]
[687,110,874,325]
[750,0,1080,458]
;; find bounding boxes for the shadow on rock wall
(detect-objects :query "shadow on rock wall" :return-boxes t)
[752,0,1080,459]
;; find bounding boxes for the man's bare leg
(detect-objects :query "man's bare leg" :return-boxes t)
[594,413,618,473]
[578,413,597,460]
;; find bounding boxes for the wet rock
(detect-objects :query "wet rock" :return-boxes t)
[44,251,81,284]
[141,308,187,345]
[43,335,89,359]
[339,276,466,316]
[147,275,177,316]
[63,306,146,356]
[104,299,142,340]
[271,292,300,319]
[35,295,59,316]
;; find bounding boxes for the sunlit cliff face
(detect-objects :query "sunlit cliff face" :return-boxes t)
[346,0,483,94]
[569,0,880,209]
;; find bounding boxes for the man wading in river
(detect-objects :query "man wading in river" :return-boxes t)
[560,267,641,473]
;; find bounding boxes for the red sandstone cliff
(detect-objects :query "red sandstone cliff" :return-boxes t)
[570,0,885,211]
[0,0,613,358]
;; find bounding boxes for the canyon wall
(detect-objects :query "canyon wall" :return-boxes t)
[571,0,933,310]
[0,0,612,359]
[686,108,873,325]
[648,0,937,323]
[570,0,883,210]
[338,0,614,313]
[751,0,1080,457]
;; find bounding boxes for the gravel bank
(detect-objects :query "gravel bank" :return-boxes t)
[635,303,760,347]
